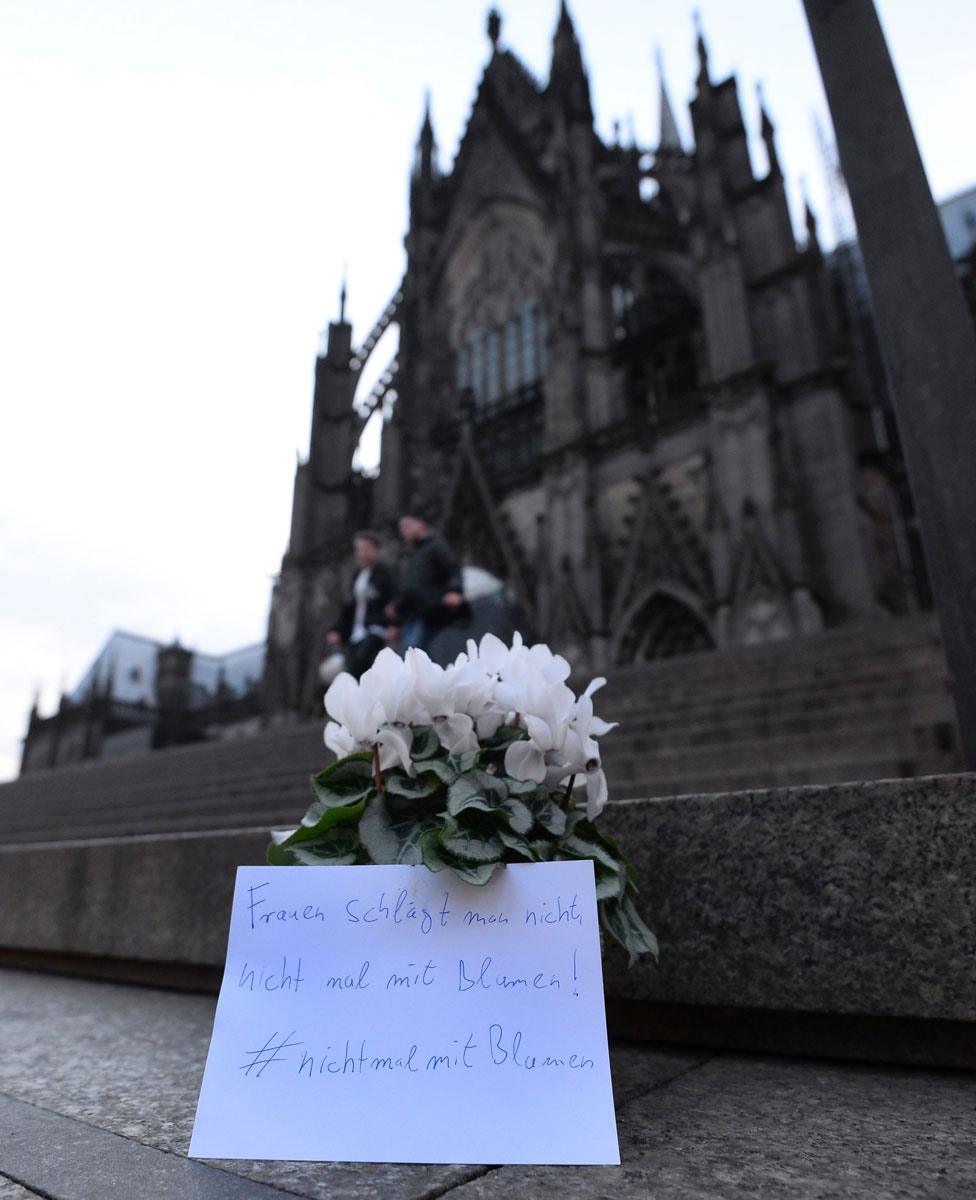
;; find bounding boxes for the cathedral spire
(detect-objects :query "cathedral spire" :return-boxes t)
[802,181,821,250]
[413,91,437,183]
[656,46,682,152]
[694,10,711,94]
[338,268,347,325]
[757,83,780,177]
[549,0,592,122]
[486,7,501,52]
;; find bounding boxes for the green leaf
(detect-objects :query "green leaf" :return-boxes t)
[410,726,440,760]
[584,825,639,888]
[424,823,505,881]
[599,894,659,966]
[446,858,504,886]
[288,824,361,867]
[419,758,460,785]
[497,826,537,861]
[506,777,544,799]
[484,724,526,753]
[285,795,368,846]
[558,834,620,872]
[446,770,507,818]
[310,753,374,805]
[446,774,492,817]
[420,828,452,873]
[567,818,639,887]
[446,749,481,775]
[528,794,567,837]
[529,838,557,861]
[266,839,300,866]
[439,816,504,864]
[384,770,442,801]
[359,796,440,866]
[500,797,534,835]
[594,862,628,901]
[563,807,587,837]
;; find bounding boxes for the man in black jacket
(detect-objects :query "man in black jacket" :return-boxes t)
[387,513,465,652]
[326,531,396,678]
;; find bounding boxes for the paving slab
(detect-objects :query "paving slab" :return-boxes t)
[447,1054,976,1200]
[1,968,974,1200]
[0,1175,44,1200]
[0,969,705,1200]
[0,1094,295,1200]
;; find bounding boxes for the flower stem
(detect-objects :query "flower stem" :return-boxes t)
[372,744,384,794]
[564,774,577,808]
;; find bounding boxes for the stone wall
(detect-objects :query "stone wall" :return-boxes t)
[2,774,973,1062]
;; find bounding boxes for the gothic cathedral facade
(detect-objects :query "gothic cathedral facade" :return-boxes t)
[263,6,908,714]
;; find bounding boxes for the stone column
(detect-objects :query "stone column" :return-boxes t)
[803,0,976,766]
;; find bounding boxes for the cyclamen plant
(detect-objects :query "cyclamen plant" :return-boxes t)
[268,633,657,964]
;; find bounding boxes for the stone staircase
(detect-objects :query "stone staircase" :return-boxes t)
[0,612,972,1072]
[597,613,961,798]
[0,721,327,845]
[0,614,960,844]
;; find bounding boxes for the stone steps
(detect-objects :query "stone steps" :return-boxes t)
[602,614,943,685]
[604,711,945,767]
[603,662,944,714]
[0,615,959,842]
[592,613,959,793]
[605,696,945,748]
[608,753,953,800]
[604,648,944,698]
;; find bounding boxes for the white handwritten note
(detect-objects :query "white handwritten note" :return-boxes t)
[189,861,619,1164]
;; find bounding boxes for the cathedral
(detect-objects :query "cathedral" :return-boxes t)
[262,5,916,714]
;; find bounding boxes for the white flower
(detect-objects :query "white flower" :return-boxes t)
[503,674,576,783]
[322,634,618,818]
[405,649,479,757]
[550,678,617,819]
[323,649,426,773]
[447,657,504,739]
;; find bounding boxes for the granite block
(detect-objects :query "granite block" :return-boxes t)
[1,774,974,1024]
[598,773,976,1021]
[0,827,267,966]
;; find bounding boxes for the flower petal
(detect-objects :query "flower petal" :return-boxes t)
[324,672,359,725]
[504,739,547,783]
[585,769,608,820]
[433,712,478,757]
[376,725,414,774]
[324,721,356,760]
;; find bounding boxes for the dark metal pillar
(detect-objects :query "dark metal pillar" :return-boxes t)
[803,0,976,767]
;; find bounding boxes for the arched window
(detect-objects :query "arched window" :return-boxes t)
[485,330,501,410]
[521,300,537,384]
[454,297,546,417]
[504,319,520,393]
[469,330,484,404]
[616,592,714,663]
[456,343,470,392]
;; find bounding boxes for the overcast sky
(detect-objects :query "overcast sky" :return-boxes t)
[1,0,974,781]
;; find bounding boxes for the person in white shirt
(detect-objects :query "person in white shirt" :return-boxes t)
[325,532,396,679]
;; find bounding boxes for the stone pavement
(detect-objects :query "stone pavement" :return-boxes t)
[1,969,974,1199]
